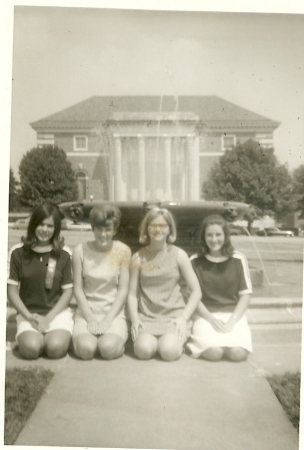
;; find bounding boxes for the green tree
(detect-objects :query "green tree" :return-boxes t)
[203,140,295,221]
[19,146,78,208]
[292,164,304,217]
[9,168,20,211]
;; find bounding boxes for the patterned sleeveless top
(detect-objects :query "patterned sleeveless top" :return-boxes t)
[133,245,188,334]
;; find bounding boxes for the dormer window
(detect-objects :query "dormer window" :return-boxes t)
[221,135,236,151]
[74,135,88,152]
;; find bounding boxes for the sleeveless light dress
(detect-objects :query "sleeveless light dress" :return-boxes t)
[134,245,192,336]
[73,241,131,341]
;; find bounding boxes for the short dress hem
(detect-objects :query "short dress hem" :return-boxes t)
[16,308,74,340]
[135,245,189,337]
[186,312,252,357]
[138,315,192,337]
[73,310,129,342]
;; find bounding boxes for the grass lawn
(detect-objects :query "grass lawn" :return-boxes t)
[267,371,301,432]
[5,367,54,445]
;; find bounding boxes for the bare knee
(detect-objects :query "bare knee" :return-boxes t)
[134,335,157,360]
[225,347,248,362]
[98,335,125,360]
[18,333,43,360]
[201,347,224,361]
[73,335,97,360]
[45,333,71,359]
[158,336,183,361]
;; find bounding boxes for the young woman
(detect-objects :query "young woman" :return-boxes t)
[187,214,252,362]
[128,207,201,361]
[72,205,131,360]
[7,203,74,360]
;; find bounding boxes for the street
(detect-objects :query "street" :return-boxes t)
[8,229,304,258]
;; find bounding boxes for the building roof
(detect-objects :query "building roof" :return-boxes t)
[31,96,280,132]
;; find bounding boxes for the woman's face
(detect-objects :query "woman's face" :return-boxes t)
[35,216,55,246]
[205,224,225,256]
[93,220,115,249]
[147,216,170,243]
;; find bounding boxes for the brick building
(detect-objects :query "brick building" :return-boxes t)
[30,96,279,202]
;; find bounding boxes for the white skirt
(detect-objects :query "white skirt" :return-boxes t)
[186,312,252,358]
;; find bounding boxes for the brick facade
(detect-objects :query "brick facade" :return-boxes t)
[31,96,279,202]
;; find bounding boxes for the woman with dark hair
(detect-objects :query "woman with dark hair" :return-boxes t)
[72,205,131,360]
[128,207,201,361]
[187,214,252,362]
[7,203,73,359]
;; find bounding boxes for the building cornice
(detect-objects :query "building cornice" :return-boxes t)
[31,120,279,134]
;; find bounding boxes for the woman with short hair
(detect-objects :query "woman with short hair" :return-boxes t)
[72,205,131,360]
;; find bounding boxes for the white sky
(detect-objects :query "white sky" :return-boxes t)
[4,3,304,179]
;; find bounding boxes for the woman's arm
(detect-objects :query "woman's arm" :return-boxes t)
[224,293,251,332]
[178,249,202,318]
[99,248,131,333]
[72,246,98,333]
[180,255,226,333]
[225,253,252,332]
[7,284,35,323]
[196,301,227,333]
[127,254,144,341]
[171,249,202,339]
[196,301,215,322]
[36,287,73,333]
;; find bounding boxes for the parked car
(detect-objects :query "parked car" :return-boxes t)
[229,224,249,236]
[13,217,30,230]
[256,227,294,237]
[66,221,91,231]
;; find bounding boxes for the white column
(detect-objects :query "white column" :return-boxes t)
[137,135,146,200]
[194,135,200,200]
[164,135,172,200]
[114,136,122,201]
[187,134,199,200]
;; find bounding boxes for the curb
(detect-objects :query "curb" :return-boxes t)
[248,297,302,325]
[250,297,302,307]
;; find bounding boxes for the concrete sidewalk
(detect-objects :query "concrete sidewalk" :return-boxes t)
[6,325,301,450]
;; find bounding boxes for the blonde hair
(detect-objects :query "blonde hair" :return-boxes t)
[139,207,177,244]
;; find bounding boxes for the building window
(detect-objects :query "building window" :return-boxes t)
[256,133,273,149]
[221,135,236,151]
[37,133,54,148]
[74,136,88,152]
[75,170,88,200]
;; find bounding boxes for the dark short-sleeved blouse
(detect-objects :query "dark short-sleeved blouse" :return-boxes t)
[190,251,252,312]
[8,245,73,314]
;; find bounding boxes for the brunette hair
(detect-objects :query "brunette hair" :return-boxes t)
[22,203,64,255]
[139,207,177,245]
[199,214,234,257]
[89,205,121,232]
